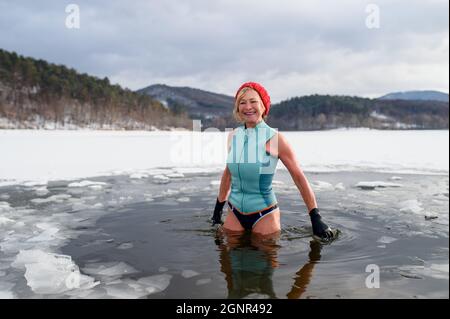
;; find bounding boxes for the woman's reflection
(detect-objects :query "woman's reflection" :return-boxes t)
[214,229,322,299]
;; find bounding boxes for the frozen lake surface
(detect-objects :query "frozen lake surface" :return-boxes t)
[0,129,448,298]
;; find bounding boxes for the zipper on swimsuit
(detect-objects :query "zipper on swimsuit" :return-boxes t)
[238,129,248,211]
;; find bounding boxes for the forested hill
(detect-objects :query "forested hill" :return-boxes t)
[267,94,448,130]
[0,49,190,129]
[0,48,447,131]
[138,84,449,130]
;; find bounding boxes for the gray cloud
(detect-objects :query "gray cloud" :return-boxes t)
[0,0,448,102]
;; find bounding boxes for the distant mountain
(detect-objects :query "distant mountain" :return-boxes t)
[379,90,449,103]
[137,84,234,122]
[0,49,190,130]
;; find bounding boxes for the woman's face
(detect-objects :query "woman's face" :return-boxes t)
[238,89,265,124]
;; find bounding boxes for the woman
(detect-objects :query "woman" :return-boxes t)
[212,82,335,240]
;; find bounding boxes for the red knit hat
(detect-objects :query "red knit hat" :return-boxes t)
[235,82,271,116]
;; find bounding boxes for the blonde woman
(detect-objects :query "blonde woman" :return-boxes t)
[212,82,335,240]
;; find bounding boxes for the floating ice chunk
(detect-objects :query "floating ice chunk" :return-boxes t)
[179,186,198,192]
[117,242,134,250]
[181,270,200,278]
[105,282,148,299]
[31,194,72,204]
[334,183,345,191]
[397,265,424,279]
[196,278,212,286]
[0,194,10,200]
[93,203,104,209]
[0,290,14,299]
[399,200,423,214]
[82,261,138,278]
[0,217,14,227]
[312,181,334,191]
[72,202,91,211]
[391,176,403,181]
[13,249,98,294]
[426,264,449,279]
[166,173,184,178]
[356,181,402,190]
[176,197,190,202]
[210,180,220,186]
[0,202,11,213]
[0,282,15,299]
[162,189,180,196]
[23,181,48,187]
[377,236,397,244]
[146,168,176,176]
[68,180,107,188]
[130,173,148,179]
[153,175,170,184]
[137,274,172,294]
[159,267,168,272]
[34,186,49,196]
[89,185,104,190]
[26,223,60,242]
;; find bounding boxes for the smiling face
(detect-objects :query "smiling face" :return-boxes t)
[235,88,266,125]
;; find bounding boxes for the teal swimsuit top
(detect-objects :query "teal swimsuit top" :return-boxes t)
[226,120,279,214]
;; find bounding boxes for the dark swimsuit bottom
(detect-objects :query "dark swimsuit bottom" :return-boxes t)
[228,201,279,230]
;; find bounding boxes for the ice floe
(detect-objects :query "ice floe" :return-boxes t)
[311,181,335,191]
[376,236,398,244]
[181,269,200,278]
[136,274,172,293]
[195,278,212,286]
[0,217,14,226]
[129,173,148,179]
[210,180,220,187]
[31,194,72,204]
[153,175,170,184]
[0,201,11,213]
[399,200,423,214]
[68,180,107,188]
[356,181,403,190]
[34,186,49,196]
[12,249,99,294]
[117,242,134,250]
[82,261,138,279]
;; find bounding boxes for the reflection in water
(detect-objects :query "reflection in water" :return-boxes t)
[215,229,322,299]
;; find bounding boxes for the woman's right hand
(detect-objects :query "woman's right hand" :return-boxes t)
[212,198,226,226]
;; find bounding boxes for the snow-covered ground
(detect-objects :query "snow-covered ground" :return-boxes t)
[0,129,448,185]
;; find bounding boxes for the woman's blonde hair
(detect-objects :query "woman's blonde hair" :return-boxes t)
[233,87,267,123]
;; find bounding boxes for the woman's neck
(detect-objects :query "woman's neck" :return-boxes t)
[245,119,263,129]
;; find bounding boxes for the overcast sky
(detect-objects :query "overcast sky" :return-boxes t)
[0,0,448,102]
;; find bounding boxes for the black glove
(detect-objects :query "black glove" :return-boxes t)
[212,198,226,226]
[309,208,334,240]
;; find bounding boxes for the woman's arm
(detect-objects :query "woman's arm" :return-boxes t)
[277,132,336,240]
[217,166,231,202]
[277,132,317,212]
[217,130,234,202]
